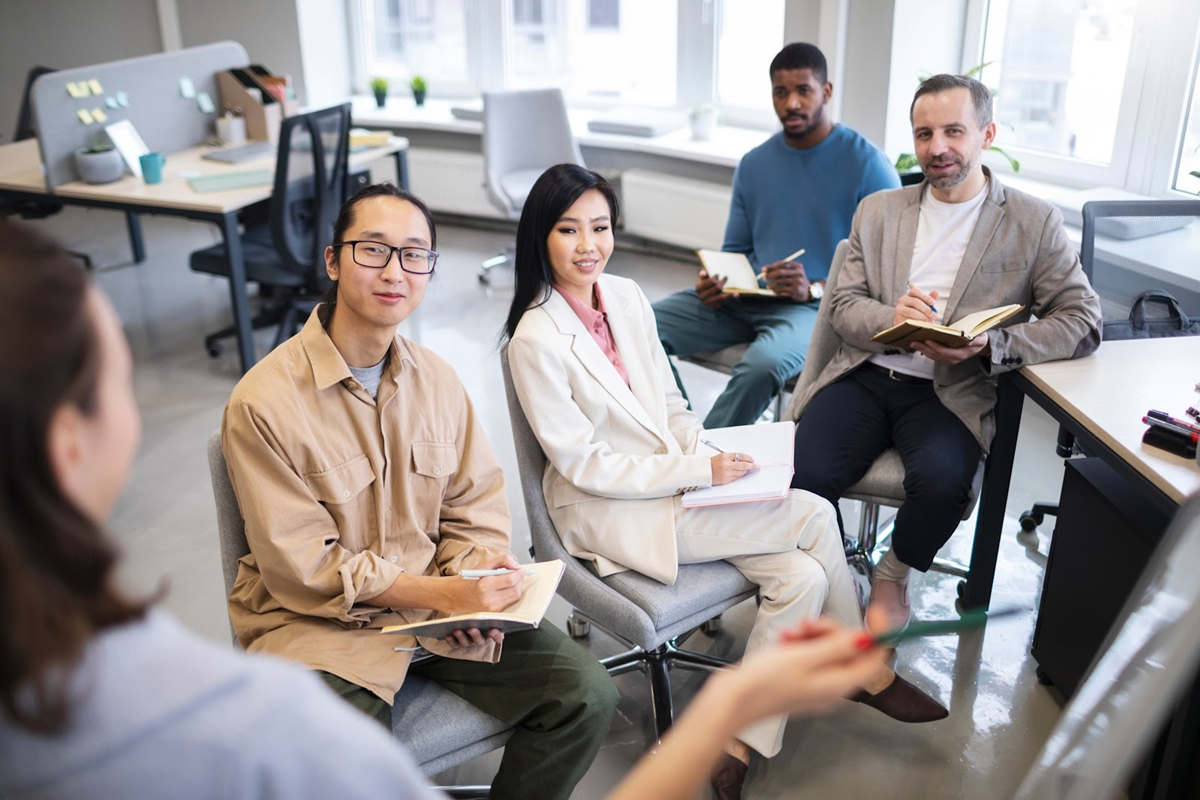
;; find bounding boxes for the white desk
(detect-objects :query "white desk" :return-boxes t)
[0,137,409,373]
[966,338,1200,609]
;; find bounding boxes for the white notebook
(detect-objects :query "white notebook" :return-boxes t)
[682,421,795,507]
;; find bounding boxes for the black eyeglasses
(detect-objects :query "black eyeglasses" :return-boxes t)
[332,240,439,274]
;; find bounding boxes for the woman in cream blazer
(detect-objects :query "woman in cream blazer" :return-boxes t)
[504,165,947,791]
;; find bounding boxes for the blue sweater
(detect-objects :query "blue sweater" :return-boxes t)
[723,125,899,282]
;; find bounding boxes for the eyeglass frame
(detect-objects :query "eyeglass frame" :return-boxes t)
[330,240,439,274]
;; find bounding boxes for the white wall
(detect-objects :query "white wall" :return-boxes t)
[295,0,351,109]
[0,0,163,141]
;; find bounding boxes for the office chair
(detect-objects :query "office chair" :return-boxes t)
[205,431,508,798]
[478,88,584,285]
[2,65,92,269]
[190,103,351,357]
[785,240,985,589]
[676,344,796,422]
[500,347,758,740]
[1018,198,1200,533]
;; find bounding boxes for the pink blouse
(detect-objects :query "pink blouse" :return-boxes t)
[553,283,630,386]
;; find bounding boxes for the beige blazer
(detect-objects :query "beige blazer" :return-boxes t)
[508,275,711,585]
[785,170,1102,451]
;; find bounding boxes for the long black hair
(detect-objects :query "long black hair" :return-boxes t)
[501,164,620,341]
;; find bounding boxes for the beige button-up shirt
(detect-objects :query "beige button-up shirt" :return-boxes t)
[222,308,512,702]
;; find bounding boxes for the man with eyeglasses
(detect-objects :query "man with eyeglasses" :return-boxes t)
[221,183,618,800]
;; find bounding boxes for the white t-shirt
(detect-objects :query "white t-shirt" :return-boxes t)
[870,180,990,379]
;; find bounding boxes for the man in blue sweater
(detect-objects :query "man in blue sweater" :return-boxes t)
[654,42,899,428]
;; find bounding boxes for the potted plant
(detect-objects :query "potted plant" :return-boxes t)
[370,77,389,108]
[410,75,427,107]
[689,104,717,141]
[73,139,125,185]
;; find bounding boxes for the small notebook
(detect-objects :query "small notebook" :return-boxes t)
[187,169,274,194]
[695,250,774,297]
[871,304,1024,348]
[381,560,565,640]
[682,421,795,508]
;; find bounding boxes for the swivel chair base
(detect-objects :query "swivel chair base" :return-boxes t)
[568,610,733,741]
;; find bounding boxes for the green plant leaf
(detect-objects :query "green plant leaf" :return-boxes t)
[989,145,1020,172]
[965,61,995,78]
[894,153,920,173]
[1191,170,1200,179]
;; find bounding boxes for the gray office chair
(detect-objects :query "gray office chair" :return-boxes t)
[500,348,758,740]
[478,88,584,285]
[1019,198,1200,533]
[784,240,985,587]
[205,431,510,797]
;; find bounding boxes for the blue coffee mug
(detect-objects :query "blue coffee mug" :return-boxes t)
[140,152,167,184]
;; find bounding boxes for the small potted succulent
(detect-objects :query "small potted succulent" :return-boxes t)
[370,77,389,108]
[73,139,124,184]
[410,75,427,107]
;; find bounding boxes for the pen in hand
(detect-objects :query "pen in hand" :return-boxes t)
[460,568,536,580]
[757,247,806,280]
[906,281,938,314]
[701,438,726,453]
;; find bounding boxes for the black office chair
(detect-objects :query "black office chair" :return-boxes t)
[1019,198,1200,532]
[190,103,352,356]
[899,170,925,186]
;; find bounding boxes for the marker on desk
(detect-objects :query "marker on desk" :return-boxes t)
[1143,416,1200,443]
[906,281,937,314]
[1148,409,1200,435]
[460,567,536,580]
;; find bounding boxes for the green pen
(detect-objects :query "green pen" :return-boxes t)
[872,605,1025,647]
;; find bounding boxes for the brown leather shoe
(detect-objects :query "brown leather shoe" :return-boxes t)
[711,753,749,800]
[851,673,948,723]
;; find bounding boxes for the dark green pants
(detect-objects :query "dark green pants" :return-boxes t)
[319,623,618,800]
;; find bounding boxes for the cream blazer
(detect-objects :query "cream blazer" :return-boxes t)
[508,275,712,585]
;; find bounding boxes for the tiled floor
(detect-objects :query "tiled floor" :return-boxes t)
[40,198,1071,798]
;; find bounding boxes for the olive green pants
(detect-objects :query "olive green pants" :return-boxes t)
[319,623,618,800]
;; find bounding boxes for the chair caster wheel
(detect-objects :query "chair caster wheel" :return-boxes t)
[956,580,967,600]
[701,615,722,635]
[1036,666,1054,686]
[206,343,223,358]
[566,615,591,638]
[1019,511,1043,532]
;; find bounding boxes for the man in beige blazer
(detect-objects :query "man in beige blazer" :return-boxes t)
[786,74,1102,629]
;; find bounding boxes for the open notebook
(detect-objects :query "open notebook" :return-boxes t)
[872,304,1024,349]
[380,560,564,640]
[695,250,774,297]
[682,421,795,507]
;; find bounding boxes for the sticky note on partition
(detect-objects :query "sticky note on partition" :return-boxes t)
[106,96,119,109]
[89,79,104,95]
[92,108,108,123]
[196,91,215,113]
[77,108,95,124]
[116,91,129,107]
[179,77,195,98]
[67,82,84,98]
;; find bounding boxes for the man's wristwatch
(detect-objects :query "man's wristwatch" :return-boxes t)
[808,281,825,301]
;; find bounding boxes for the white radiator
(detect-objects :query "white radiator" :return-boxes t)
[620,169,731,250]
[406,148,504,220]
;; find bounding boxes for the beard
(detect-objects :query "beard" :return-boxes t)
[922,154,973,190]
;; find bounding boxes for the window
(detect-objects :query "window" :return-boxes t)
[980,0,1139,167]
[1174,57,1200,195]
[367,0,469,89]
[508,0,678,107]
[715,0,784,112]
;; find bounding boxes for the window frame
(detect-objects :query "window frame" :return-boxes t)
[963,0,1200,194]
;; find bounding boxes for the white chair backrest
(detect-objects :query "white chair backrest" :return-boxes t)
[482,88,584,216]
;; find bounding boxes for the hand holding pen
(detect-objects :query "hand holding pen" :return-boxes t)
[758,247,811,301]
[895,281,940,327]
[701,438,757,485]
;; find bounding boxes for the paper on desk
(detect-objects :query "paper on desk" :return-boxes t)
[682,421,795,507]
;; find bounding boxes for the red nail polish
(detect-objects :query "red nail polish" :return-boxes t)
[852,632,875,651]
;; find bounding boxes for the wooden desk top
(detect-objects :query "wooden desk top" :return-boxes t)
[0,137,408,215]
[1020,338,1200,504]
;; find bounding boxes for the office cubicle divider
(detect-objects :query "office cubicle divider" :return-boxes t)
[30,41,249,189]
